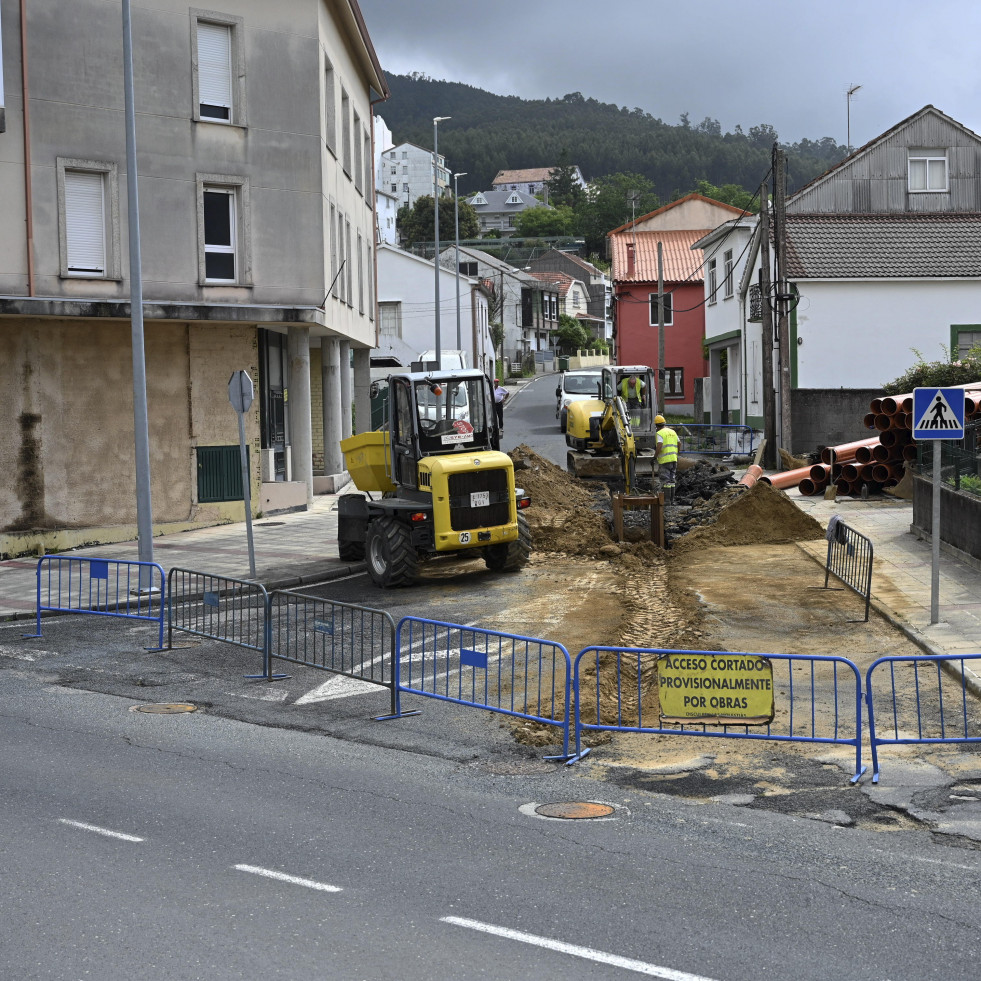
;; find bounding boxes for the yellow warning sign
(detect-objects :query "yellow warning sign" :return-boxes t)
[657,653,775,724]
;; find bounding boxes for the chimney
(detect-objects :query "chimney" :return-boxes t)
[626,242,635,277]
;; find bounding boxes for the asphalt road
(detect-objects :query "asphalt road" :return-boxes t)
[500,372,567,465]
[4,672,981,981]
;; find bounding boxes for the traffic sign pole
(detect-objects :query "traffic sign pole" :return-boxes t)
[229,371,257,579]
[913,387,966,625]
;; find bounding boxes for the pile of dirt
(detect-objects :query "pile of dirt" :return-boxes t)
[509,444,617,557]
[672,480,826,551]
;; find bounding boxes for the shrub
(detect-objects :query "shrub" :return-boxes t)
[882,346,981,394]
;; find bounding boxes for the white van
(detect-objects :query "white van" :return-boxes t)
[555,368,603,432]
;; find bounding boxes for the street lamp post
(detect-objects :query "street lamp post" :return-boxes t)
[453,171,467,351]
[433,116,450,369]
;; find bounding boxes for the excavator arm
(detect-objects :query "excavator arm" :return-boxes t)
[601,396,638,495]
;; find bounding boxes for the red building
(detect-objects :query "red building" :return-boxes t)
[609,195,747,416]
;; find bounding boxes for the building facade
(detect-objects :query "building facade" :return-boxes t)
[0,0,387,557]
[377,140,449,213]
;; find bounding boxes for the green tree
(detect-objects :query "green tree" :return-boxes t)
[882,346,981,394]
[554,314,591,354]
[574,172,660,257]
[545,148,584,207]
[515,205,574,237]
[396,195,479,246]
[693,179,759,213]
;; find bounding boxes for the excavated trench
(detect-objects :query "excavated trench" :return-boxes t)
[507,445,972,835]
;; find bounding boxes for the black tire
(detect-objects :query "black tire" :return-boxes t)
[366,517,419,588]
[483,512,532,572]
[559,409,567,433]
[338,540,365,562]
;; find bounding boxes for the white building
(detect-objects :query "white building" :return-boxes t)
[376,245,494,376]
[377,141,450,213]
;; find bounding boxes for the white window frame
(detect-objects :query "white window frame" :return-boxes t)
[353,110,363,195]
[707,258,717,305]
[723,249,734,298]
[57,158,121,280]
[341,88,352,177]
[664,367,684,398]
[379,301,402,337]
[908,148,948,192]
[191,10,246,127]
[196,173,252,286]
[649,292,674,326]
[324,57,337,155]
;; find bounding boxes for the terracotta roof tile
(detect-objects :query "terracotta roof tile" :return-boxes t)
[609,229,710,283]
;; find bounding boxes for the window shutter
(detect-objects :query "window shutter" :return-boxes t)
[65,171,105,274]
[198,22,232,118]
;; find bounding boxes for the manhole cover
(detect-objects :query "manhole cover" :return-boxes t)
[254,522,286,527]
[130,703,197,714]
[534,801,616,820]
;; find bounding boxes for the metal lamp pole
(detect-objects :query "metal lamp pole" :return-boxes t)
[453,171,467,351]
[433,116,450,369]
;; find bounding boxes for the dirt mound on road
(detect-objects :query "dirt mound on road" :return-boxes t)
[673,480,825,551]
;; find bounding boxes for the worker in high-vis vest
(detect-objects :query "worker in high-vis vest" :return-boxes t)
[655,414,679,503]
[620,374,646,427]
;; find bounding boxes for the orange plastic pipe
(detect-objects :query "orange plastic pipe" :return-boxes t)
[819,437,881,466]
[738,464,763,488]
[759,465,812,489]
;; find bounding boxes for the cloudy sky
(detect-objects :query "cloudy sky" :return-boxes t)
[357,0,981,146]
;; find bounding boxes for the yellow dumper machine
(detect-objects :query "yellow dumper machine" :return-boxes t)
[339,370,531,588]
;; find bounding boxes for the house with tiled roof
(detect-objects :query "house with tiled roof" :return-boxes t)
[608,194,749,414]
[467,188,540,237]
[491,166,586,202]
[527,249,611,342]
[698,105,981,453]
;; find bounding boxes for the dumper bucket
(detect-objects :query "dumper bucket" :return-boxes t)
[340,431,397,493]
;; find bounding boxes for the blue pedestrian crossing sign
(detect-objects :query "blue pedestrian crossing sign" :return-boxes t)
[913,387,965,440]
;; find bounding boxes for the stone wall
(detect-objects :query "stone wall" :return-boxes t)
[790,388,881,456]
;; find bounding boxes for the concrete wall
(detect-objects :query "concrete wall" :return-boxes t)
[790,389,881,457]
[0,317,258,554]
[912,473,981,567]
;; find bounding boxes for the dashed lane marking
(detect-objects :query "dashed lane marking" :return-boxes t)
[233,864,342,892]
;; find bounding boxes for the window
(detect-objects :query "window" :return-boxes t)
[357,231,364,313]
[57,159,120,279]
[723,249,734,298]
[572,289,581,309]
[460,261,478,276]
[954,327,981,359]
[341,89,351,175]
[192,12,245,125]
[324,60,336,153]
[329,202,339,299]
[707,258,717,304]
[390,183,397,193]
[550,295,558,320]
[664,368,684,398]
[353,111,363,194]
[333,207,345,302]
[649,292,673,325]
[909,148,948,191]
[364,131,372,196]
[345,219,353,306]
[379,301,402,337]
[402,182,409,194]
[197,174,251,285]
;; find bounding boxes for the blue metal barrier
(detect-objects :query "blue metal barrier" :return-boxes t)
[395,616,573,759]
[267,589,410,718]
[677,424,759,458]
[24,556,165,648]
[572,646,866,781]
[166,568,269,666]
[866,653,981,782]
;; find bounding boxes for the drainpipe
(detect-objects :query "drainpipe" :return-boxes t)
[20,0,35,295]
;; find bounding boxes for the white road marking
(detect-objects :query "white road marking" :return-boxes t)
[225,688,290,703]
[59,818,143,842]
[0,645,45,661]
[294,675,380,704]
[441,917,719,980]
[233,864,342,892]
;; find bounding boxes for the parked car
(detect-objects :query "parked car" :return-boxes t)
[556,368,603,432]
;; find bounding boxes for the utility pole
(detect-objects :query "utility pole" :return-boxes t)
[773,145,793,456]
[759,179,777,470]
[656,242,665,414]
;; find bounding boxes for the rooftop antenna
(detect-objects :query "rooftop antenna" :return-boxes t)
[846,83,862,152]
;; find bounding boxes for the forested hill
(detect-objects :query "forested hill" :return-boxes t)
[381,73,848,199]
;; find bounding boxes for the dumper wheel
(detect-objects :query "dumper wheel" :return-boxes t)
[338,541,365,562]
[483,512,532,572]
[366,517,419,587]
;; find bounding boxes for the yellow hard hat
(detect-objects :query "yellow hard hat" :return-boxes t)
[654,415,666,425]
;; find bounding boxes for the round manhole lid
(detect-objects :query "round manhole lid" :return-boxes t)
[130,703,197,714]
[534,801,616,820]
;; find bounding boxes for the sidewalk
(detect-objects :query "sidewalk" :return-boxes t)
[0,493,359,621]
